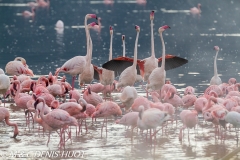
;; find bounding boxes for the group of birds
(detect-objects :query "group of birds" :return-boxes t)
[2,7,240,151]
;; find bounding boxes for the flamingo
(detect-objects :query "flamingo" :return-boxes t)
[38,0,50,8]
[116,25,140,89]
[118,86,138,111]
[5,59,34,76]
[92,101,122,137]
[94,26,115,95]
[146,25,170,92]
[69,89,81,102]
[116,112,138,136]
[190,3,201,17]
[0,107,19,138]
[79,22,99,87]
[34,97,78,148]
[83,87,103,107]
[102,11,188,80]
[56,20,64,29]
[0,70,10,106]
[22,7,36,19]
[55,14,97,89]
[210,46,222,85]
[137,105,169,140]
[179,110,198,141]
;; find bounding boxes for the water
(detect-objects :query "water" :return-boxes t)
[1,0,240,159]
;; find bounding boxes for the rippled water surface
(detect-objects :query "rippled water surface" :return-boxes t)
[1,0,240,159]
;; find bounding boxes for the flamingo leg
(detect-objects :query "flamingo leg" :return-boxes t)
[71,76,76,90]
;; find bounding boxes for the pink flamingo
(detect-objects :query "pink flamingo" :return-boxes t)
[116,112,138,136]
[146,25,170,92]
[190,3,201,17]
[182,94,197,108]
[0,107,19,138]
[194,97,207,113]
[116,25,140,89]
[160,83,177,100]
[13,80,33,110]
[69,89,81,101]
[179,110,198,141]
[184,86,195,95]
[163,88,184,108]
[210,46,222,85]
[228,78,237,85]
[47,82,67,99]
[38,0,50,8]
[83,87,103,107]
[131,96,151,112]
[55,14,97,89]
[92,101,122,137]
[22,7,36,19]
[34,97,78,149]
[137,105,169,140]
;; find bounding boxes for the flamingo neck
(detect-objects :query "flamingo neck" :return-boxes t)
[160,32,165,69]
[5,116,18,137]
[214,50,219,77]
[151,19,155,58]
[133,32,139,67]
[109,33,113,60]
[39,100,46,120]
[86,29,91,65]
[122,40,125,57]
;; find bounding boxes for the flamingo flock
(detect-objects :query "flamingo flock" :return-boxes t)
[2,9,240,156]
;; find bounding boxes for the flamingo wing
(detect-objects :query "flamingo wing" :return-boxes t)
[102,56,141,76]
[157,55,188,70]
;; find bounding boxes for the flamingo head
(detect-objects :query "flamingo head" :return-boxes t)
[98,17,101,23]
[214,46,219,51]
[88,22,98,29]
[122,35,125,41]
[198,3,201,8]
[135,25,140,32]
[86,14,97,20]
[150,10,154,20]
[159,25,170,33]
[109,26,113,35]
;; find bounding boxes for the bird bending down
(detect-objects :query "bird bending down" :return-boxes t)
[0,107,19,138]
[210,46,222,85]
[146,25,170,92]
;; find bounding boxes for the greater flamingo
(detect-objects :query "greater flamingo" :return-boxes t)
[137,105,169,140]
[55,14,97,89]
[146,25,170,92]
[0,71,10,106]
[102,11,188,80]
[116,112,138,136]
[0,107,19,138]
[5,59,34,76]
[210,46,222,85]
[78,22,99,86]
[116,25,140,89]
[118,86,138,111]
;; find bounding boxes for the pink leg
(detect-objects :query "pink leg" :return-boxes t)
[71,76,76,90]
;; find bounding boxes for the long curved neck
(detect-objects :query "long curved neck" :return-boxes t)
[160,32,165,69]
[15,82,21,99]
[109,33,113,60]
[5,116,18,137]
[122,40,125,57]
[151,19,155,58]
[86,29,91,65]
[84,16,88,42]
[39,100,46,120]
[214,50,219,76]
[133,32,139,67]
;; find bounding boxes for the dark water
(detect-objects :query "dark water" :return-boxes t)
[1,0,240,159]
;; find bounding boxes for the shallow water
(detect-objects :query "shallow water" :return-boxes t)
[1,0,240,159]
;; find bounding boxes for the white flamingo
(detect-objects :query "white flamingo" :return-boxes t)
[146,25,170,91]
[55,14,97,89]
[116,25,140,89]
[210,46,222,85]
